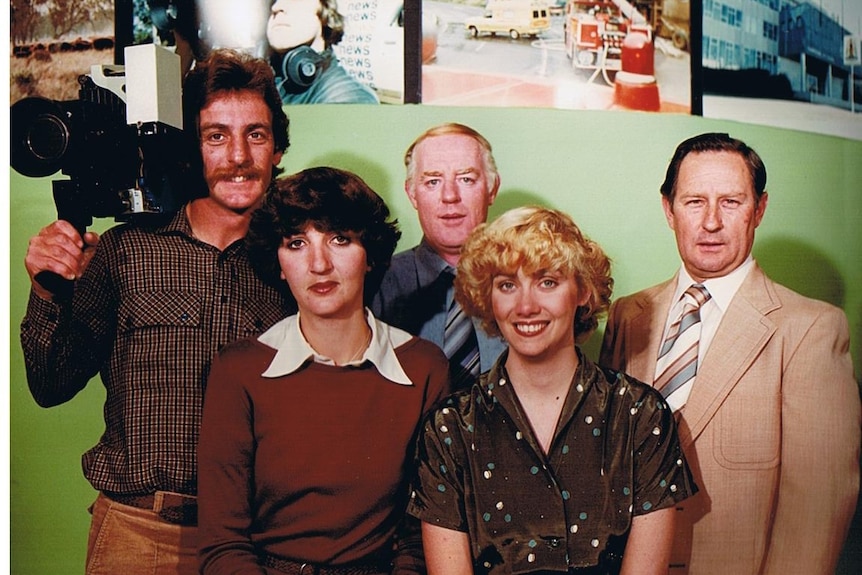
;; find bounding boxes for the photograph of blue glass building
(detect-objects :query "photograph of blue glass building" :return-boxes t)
[702,0,861,138]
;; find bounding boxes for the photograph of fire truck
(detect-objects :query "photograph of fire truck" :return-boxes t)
[563,0,653,85]
[420,0,691,112]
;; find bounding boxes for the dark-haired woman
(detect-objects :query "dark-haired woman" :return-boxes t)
[197,167,450,574]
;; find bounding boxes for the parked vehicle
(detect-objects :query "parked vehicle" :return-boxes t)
[465,0,551,40]
[563,0,652,85]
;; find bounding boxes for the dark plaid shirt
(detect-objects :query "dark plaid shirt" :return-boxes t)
[21,208,293,496]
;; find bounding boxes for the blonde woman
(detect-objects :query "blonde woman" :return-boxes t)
[409,206,696,575]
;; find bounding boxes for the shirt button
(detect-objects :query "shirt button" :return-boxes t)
[550,538,561,548]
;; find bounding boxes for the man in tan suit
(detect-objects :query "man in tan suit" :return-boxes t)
[600,132,860,574]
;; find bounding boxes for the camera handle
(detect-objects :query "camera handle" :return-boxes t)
[34,180,94,300]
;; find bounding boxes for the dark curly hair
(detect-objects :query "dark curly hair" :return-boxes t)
[247,167,401,307]
[456,205,613,342]
[182,49,290,198]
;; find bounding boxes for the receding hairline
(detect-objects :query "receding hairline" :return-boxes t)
[405,132,497,189]
[404,124,495,169]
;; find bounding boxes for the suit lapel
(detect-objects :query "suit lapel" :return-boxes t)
[678,265,780,448]
[628,278,677,382]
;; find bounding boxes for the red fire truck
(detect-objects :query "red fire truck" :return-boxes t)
[564,0,652,85]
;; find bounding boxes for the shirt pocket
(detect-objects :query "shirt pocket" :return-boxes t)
[713,378,780,470]
[237,292,285,336]
[117,290,202,333]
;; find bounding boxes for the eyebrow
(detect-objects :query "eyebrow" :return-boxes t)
[199,122,272,133]
[421,167,479,178]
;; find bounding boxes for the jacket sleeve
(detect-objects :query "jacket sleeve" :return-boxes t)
[599,300,625,372]
[763,306,860,574]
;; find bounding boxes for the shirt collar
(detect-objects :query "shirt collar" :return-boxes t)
[675,255,755,313]
[415,239,453,284]
[479,348,595,448]
[258,309,414,385]
[144,204,194,237]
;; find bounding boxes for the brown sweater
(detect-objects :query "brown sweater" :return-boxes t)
[197,334,450,575]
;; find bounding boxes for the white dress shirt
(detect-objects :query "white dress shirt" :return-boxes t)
[662,256,755,410]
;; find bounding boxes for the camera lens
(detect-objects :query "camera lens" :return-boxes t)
[27,114,70,162]
[11,97,71,178]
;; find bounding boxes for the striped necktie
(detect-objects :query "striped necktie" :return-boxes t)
[443,271,480,390]
[654,284,711,404]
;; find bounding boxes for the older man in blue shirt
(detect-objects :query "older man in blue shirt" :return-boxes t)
[372,123,506,388]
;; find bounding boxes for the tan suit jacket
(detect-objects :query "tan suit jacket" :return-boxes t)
[600,264,860,574]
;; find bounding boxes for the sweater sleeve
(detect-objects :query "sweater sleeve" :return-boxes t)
[197,350,267,575]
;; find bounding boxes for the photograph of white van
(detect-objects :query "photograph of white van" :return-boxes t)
[464,0,551,40]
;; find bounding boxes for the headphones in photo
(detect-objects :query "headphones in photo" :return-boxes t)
[275,46,326,94]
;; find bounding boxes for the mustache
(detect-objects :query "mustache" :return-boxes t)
[209,168,265,182]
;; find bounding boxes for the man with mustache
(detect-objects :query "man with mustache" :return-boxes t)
[372,123,507,389]
[600,132,860,574]
[20,49,293,575]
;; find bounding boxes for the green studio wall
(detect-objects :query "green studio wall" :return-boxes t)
[9,105,862,574]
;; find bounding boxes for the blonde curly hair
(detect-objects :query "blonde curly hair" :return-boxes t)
[455,205,613,342]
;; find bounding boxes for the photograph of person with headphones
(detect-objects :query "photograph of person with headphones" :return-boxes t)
[267,0,380,104]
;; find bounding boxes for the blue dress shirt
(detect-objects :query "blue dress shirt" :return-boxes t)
[371,239,507,378]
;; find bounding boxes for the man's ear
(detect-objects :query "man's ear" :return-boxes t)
[661,195,675,230]
[405,180,419,210]
[487,174,501,205]
[754,191,768,228]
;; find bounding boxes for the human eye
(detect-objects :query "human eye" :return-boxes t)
[331,234,352,246]
[248,128,272,143]
[202,130,226,144]
[494,278,515,292]
[540,277,559,289]
[423,177,441,189]
[283,236,305,250]
[457,175,477,185]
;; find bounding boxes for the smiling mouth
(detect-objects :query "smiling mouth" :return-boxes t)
[223,174,256,184]
[514,322,548,336]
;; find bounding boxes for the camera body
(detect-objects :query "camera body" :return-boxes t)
[10,45,193,233]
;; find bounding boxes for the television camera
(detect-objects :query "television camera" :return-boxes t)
[11,45,194,295]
